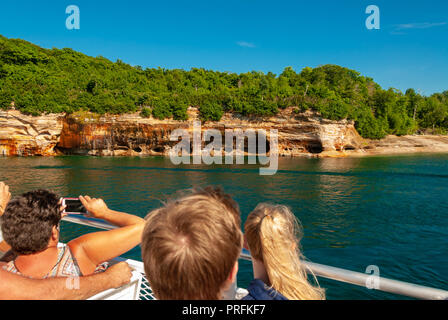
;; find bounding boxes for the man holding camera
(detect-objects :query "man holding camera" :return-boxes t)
[0,181,132,300]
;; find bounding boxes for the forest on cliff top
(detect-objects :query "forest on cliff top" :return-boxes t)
[0,35,447,139]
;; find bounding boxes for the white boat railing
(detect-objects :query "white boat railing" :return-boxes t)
[87,259,143,300]
[90,258,156,301]
[62,214,448,300]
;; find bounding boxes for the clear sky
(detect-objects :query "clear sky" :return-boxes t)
[0,0,447,95]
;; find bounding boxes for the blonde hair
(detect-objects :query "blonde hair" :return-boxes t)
[244,203,325,300]
[141,189,243,300]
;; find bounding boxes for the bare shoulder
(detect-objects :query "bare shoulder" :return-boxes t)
[67,240,96,275]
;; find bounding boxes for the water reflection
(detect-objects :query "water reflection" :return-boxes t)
[0,157,70,196]
[317,157,362,172]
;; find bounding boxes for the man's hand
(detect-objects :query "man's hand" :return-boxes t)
[0,182,11,216]
[104,261,133,288]
[79,195,109,219]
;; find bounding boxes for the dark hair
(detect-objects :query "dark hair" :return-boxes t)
[1,189,61,255]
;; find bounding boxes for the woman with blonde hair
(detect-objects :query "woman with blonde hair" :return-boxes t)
[243,203,325,300]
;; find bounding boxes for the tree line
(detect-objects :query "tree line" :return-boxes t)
[0,35,447,139]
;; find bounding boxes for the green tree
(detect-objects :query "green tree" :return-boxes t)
[0,35,447,139]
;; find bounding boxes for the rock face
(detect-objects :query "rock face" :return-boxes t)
[55,107,364,157]
[57,114,177,156]
[0,107,406,158]
[360,135,448,156]
[0,110,64,156]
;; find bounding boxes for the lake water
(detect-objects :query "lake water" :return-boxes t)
[0,154,447,299]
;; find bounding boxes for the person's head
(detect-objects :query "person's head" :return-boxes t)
[141,187,243,300]
[244,203,325,300]
[1,189,61,255]
[193,185,241,227]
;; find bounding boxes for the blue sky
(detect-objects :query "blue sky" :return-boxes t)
[0,0,447,95]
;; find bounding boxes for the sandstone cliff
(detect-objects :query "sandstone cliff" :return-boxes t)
[0,108,363,157]
[0,111,64,156]
[1,108,448,158]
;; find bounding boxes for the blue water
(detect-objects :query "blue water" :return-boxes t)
[1,154,447,299]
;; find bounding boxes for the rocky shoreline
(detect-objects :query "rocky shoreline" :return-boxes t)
[1,108,447,158]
